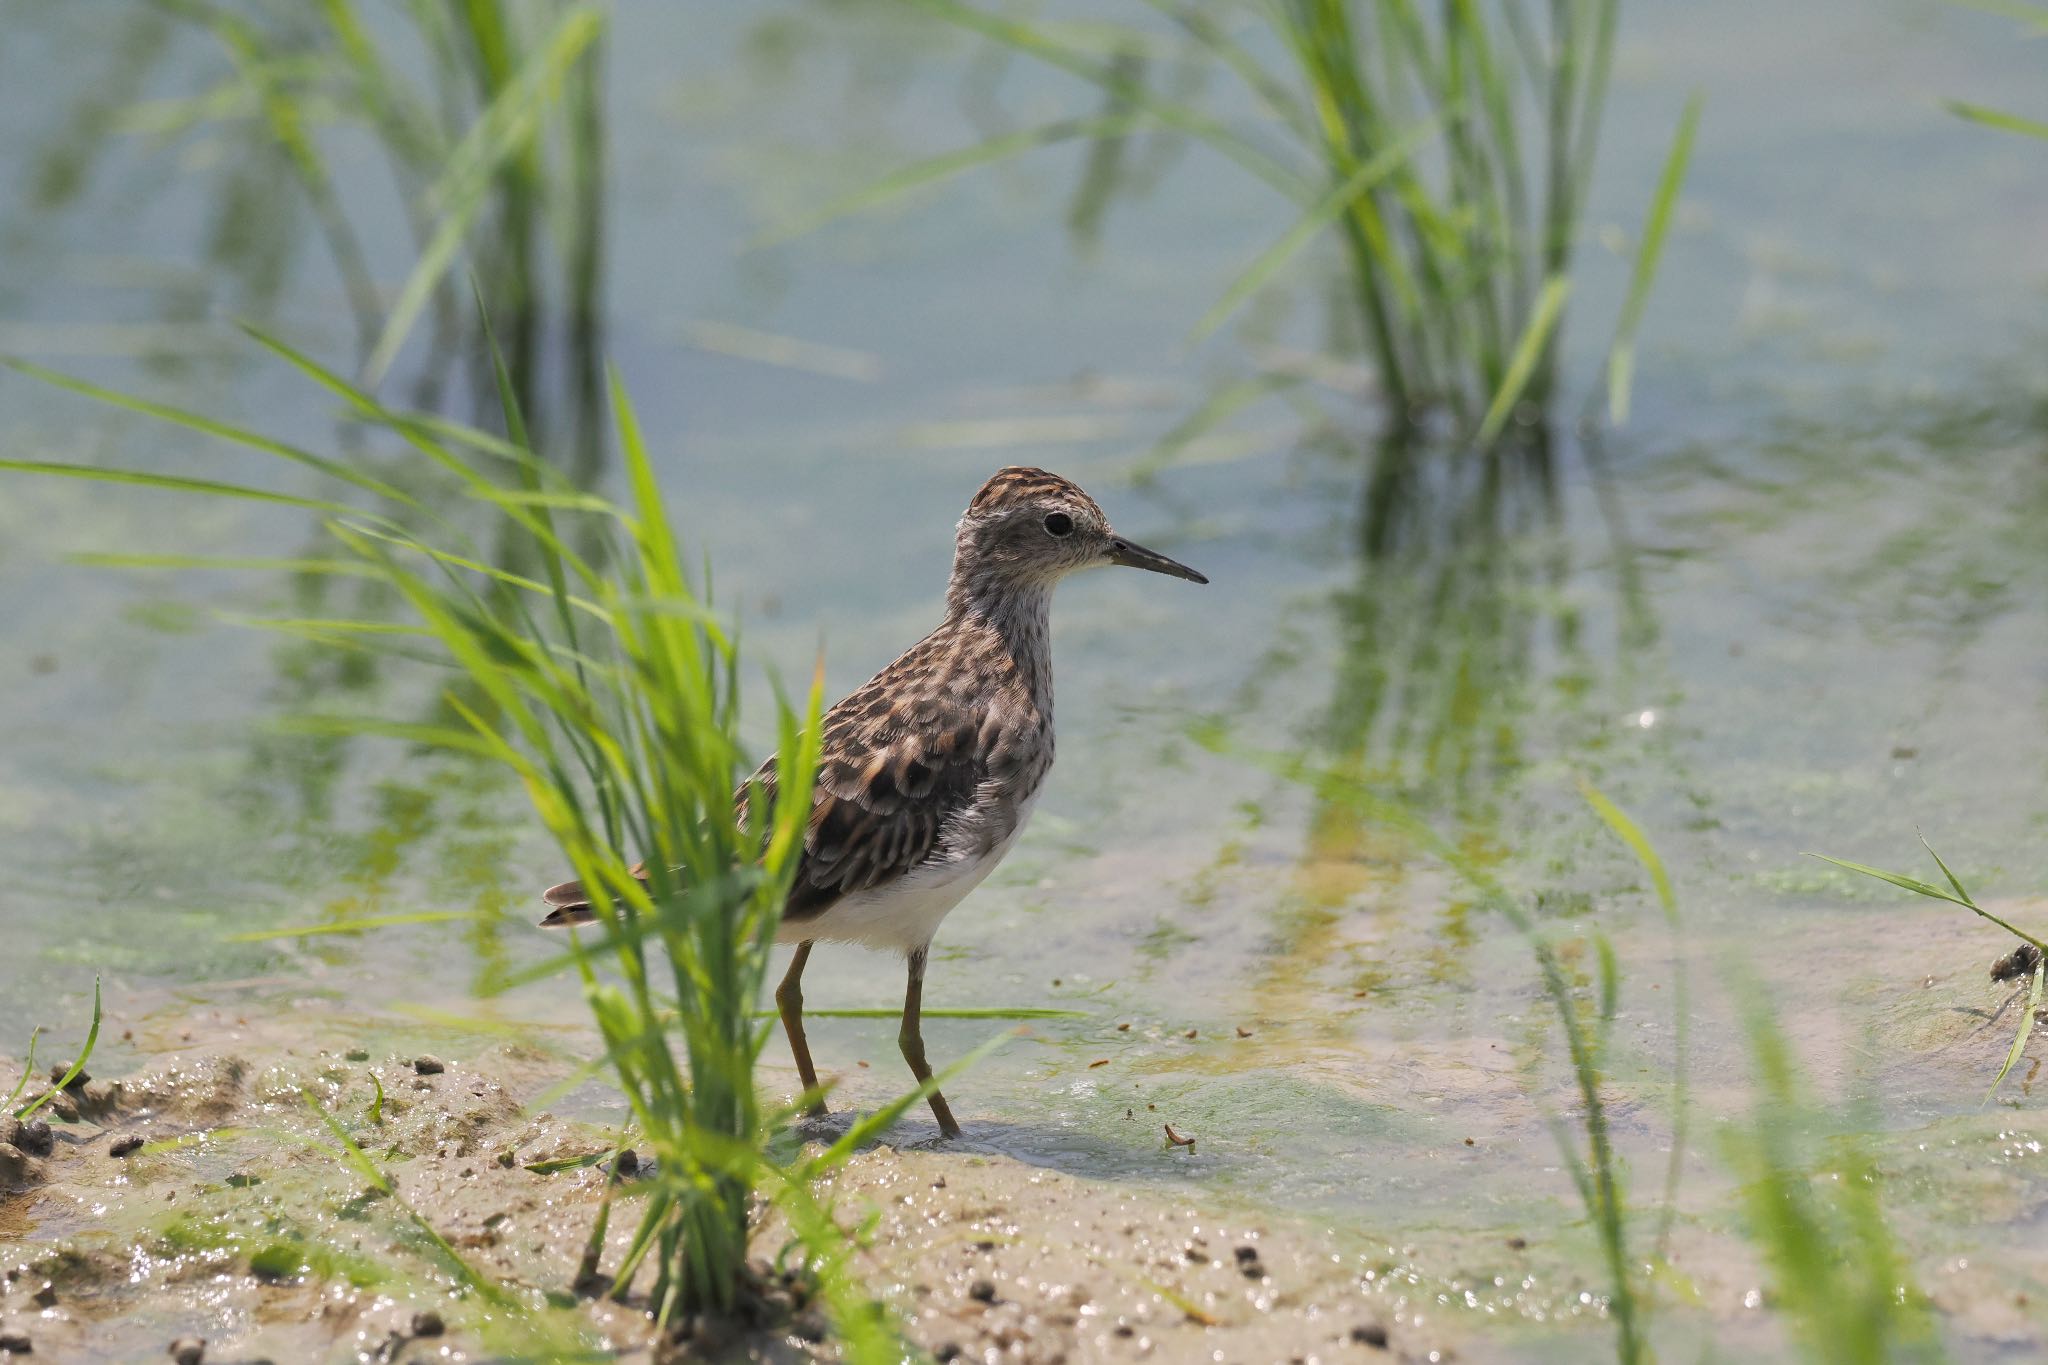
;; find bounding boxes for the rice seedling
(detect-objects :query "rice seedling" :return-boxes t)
[1809,838,2047,1101]
[10,977,104,1123]
[782,0,1701,449]
[1719,977,1945,1363]
[0,327,962,1353]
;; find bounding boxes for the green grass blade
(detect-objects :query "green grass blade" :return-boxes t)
[68,552,376,579]
[16,977,101,1121]
[1986,962,2043,1102]
[802,1028,1019,1180]
[1809,850,2048,949]
[908,0,1310,202]
[1476,275,1570,448]
[756,113,1151,247]
[364,5,606,383]
[1945,99,2048,141]
[0,459,368,518]
[1581,780,1676,918]
[1190,115,1440,342]
[1606,92,1701,425]
[4,1028,43,1110]
[1804,854,1971,908]
[2,358,418,507]
[1918,833,1975,905]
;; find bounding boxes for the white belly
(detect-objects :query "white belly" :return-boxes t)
[777,790,1039,954]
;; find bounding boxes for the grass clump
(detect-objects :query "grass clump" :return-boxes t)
[784,0,1700,447]
[9,977,103,1122]
[2,329,915,1353]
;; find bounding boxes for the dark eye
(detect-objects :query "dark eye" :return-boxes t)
[1043,511,1074,537]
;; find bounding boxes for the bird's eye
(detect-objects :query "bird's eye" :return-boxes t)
[1043,511,1074,537]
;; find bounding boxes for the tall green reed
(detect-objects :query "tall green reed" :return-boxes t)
[0,332,931,1347]
[781,0,1698,448]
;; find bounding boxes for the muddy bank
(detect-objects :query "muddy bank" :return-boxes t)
[4,908,2046,1365]
[0,1013,1447,1364]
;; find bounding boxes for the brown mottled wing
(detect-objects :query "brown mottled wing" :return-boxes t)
[540,625,1012,928]
[780,631,991,924]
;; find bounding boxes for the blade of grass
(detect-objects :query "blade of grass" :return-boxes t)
[1945,99,2048,141]
[4,1028,43,1110]
[755,113,1152,248]
[1807,850,2048,950]
[16,977,101,1121]
[364,5,605,383]
[1606,91,1700,424]
[1919,831,1974,904]
[1986,962,2044,1103]
[1190,115,1441,342]
[1476,275,1570,448]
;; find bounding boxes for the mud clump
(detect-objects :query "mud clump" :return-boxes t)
[2,1119,52,1158]
[0,1143,39,1189]
[168,1337,205,1365]
[126,1056,248,1125]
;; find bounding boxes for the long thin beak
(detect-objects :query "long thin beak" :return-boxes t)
[1107,536,1208,584]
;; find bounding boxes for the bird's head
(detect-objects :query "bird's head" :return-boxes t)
[948,466,1206,614]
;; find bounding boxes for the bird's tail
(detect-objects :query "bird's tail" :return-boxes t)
[538,862,650,929]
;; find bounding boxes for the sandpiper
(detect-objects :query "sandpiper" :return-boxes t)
[539,466,1206,1137]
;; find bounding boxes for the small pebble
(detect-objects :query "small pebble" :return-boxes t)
[0,1333,30,1356]
[1352,1323,1389,1348]
[1506,1236,1527,1251]
[411,1311,444,1338]
[110,1135,145,1158]
[612,1150,640,1179]
[30,1284,55,1309]
[935,1346,963,1363]
[1116,1022,1131,1032]
[969,1278,998,1304]
[0,1145,29,1184]
[49,1065,88,1090]
[169,1338,205,1365]
[345,1048,370,1062]
[1235,1026,1253,1038]
[412,1057,444,1076]
[1233,1245,1260,1265]
[1464,1137,1475,1147]
[1183,1029,1197,1039]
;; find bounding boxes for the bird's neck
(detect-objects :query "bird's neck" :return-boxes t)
[946,574,1055,713]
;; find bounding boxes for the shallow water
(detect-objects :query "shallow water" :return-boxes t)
[4,0,2048,1357]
